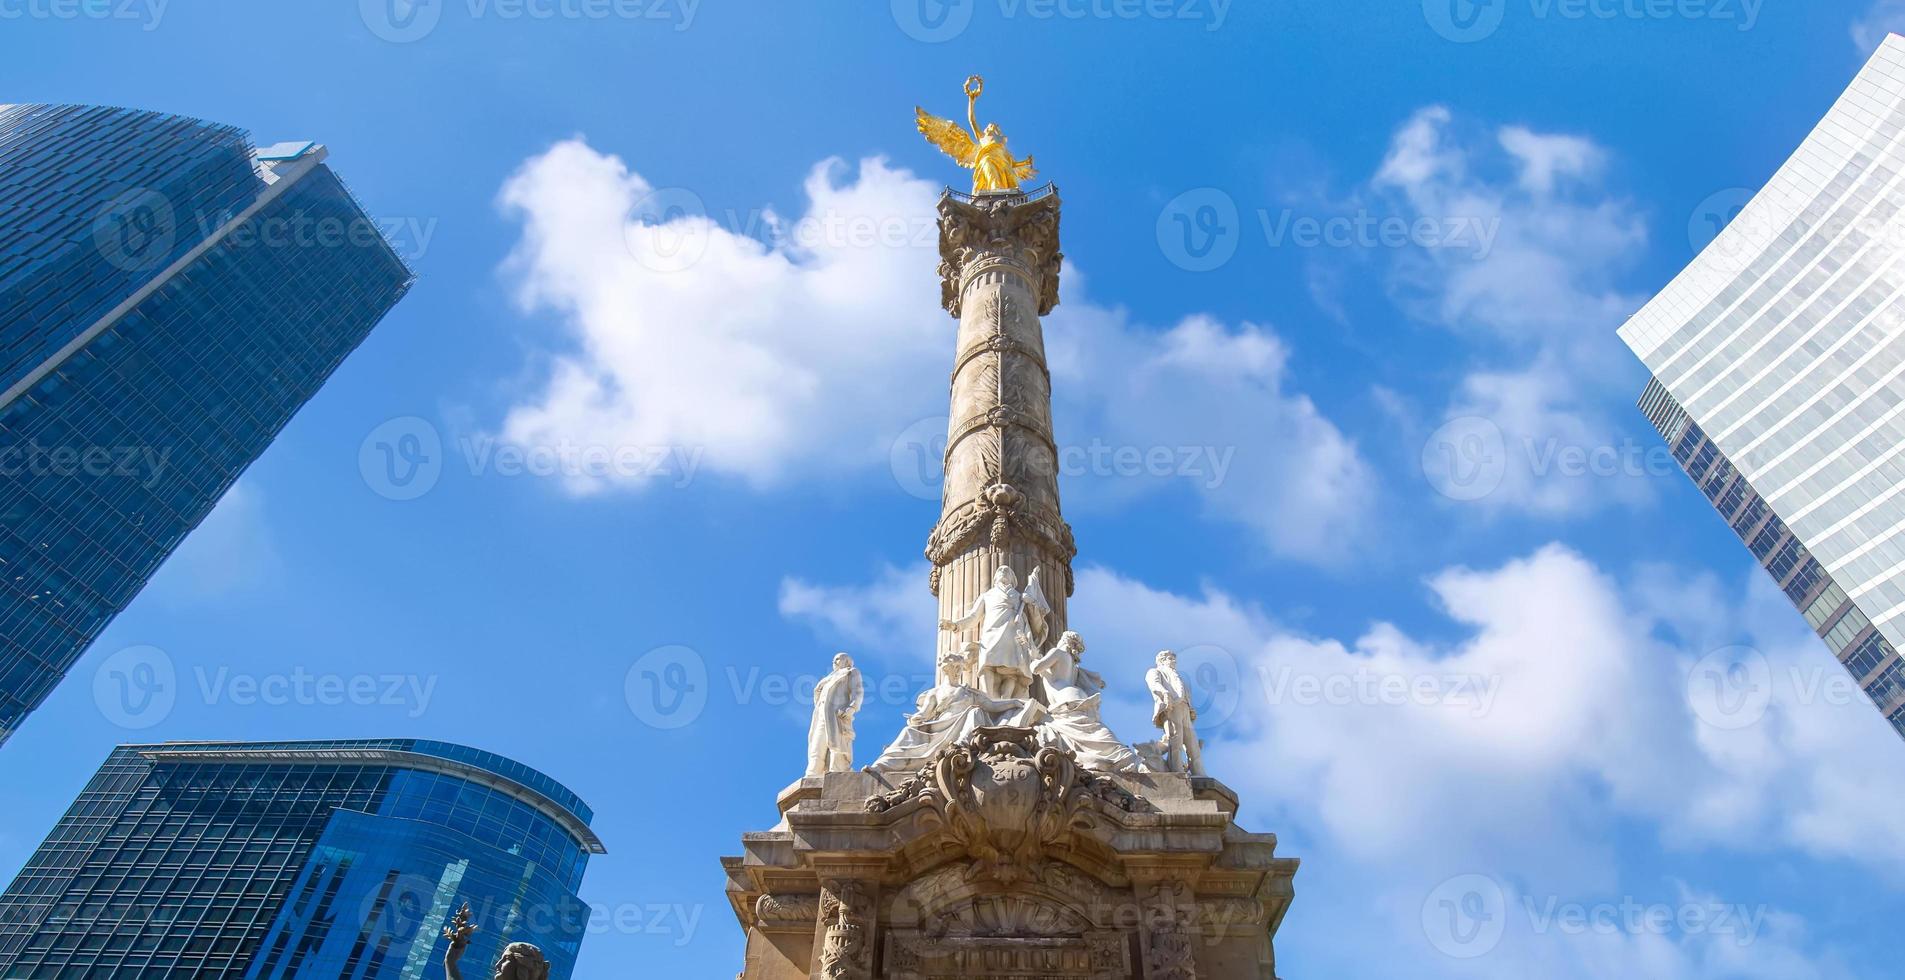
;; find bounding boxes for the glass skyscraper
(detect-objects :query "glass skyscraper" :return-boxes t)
[0,104,414,746]
[0,739,606,978]
[1620,36,1905,740]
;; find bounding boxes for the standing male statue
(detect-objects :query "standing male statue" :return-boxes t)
[938,564,1050,700]
[806,652,864,776]
[1146,650,1205,776]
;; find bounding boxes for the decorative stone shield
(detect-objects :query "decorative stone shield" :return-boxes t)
[868,727,1136,884]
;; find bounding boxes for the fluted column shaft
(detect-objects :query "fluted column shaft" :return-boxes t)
[925,188,1075,658]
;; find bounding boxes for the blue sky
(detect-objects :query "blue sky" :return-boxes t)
[5,0,1905,976]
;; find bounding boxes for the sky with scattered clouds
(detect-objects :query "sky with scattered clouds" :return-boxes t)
[4,1,1905,976]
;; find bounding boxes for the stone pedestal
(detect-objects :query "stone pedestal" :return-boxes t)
[724,728,1297,979]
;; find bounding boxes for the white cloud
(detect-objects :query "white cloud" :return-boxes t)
[1045,290,1375,560]
[1852,1,1905,54]
[786,547,1900,977]
[1370,107,1652,517]
[496,140,1374,561]
[777,564,932,664]
[1499,125,1605,196]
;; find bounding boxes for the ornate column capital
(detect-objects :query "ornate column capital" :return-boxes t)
[935,187,1063,318]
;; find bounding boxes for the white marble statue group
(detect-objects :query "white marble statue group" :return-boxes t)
[804,565,1206,778]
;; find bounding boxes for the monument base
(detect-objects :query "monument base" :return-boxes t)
[722,727,1296,979]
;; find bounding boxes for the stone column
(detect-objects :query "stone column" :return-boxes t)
[925,187,1076,655]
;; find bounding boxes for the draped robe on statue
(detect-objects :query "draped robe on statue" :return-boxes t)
[945,575,1048,696]
[805,663,863,776]
[1031,640,1141,773]
[868,679,1044,774]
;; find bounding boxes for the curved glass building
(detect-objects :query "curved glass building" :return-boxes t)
[0,739,605,978]
[0,104,414,746]
[1621,36,1905,740]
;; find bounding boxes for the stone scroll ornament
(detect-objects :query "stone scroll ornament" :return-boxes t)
[866,726,1138,884]
[442,902,550,980]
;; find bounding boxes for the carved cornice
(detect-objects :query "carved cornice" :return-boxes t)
[937,188,1063,318]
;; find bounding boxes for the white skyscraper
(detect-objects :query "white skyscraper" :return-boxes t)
[1621,36,1905,740]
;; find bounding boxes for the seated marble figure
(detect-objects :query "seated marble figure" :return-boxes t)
[867,644,1044,774]
[1031,630,1142,773]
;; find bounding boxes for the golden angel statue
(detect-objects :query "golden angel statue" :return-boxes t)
[916,75,1038,194]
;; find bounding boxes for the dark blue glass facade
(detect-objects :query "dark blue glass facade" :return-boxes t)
[0,739,602,978]
[1640,377,1905,742]
[0,105,413,745]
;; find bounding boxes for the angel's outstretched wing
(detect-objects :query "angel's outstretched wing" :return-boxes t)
[916,108,978,168]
